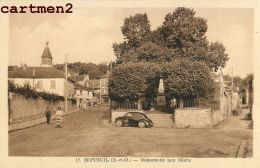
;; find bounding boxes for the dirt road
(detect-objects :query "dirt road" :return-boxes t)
[9,107,252,157]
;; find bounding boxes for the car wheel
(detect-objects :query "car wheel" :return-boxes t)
[116,119,123,127]
[138,121,146,128]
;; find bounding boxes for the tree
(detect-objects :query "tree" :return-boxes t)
[113,13,151,64]
[162,59,215,99]
[8,65,18,71]
[121,13,151,47]
[207,42,229,71]
[161,8,207,48]
[108,62,160,100]
[109,60,215,101]
[113,7,229,71]
[243,73,253,106]
[110,7,230,102]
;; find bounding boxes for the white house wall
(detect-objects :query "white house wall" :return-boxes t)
[75,89,93,100]
[10,78,65,96]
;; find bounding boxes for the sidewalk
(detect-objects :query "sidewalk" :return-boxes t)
[219,108,253,158]
[8,109,79,132]
[220,109,252,131]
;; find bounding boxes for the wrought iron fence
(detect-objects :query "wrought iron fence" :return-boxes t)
[110,100,138,110]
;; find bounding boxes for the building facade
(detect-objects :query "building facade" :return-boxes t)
[100,74,109,104]
[8,42,70,97]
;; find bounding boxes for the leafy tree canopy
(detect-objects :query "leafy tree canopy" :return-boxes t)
[113,7,229,71]
[108,60,215,100]
[108,62,160,100]
[162,59,215,99]
[223,73,254,92]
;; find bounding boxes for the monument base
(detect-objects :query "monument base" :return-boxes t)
[157,94,166,106]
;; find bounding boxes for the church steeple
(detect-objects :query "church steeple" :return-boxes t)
[41,41,53,67]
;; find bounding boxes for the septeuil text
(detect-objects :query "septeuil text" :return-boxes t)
[0,3,73,13]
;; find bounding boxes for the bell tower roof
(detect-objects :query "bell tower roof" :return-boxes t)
[41,41,53,59]
[41,41,53,67]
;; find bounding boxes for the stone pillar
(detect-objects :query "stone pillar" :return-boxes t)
[179,98,184,108]
[137,98,142,110]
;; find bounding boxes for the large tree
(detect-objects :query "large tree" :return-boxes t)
[162,59,215,99]
[109,60,215,100]
[113,7,228,71]
[110,7,229,102]
[108,62,160,100]
[113,13,151,63]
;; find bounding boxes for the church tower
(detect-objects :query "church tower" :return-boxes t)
[41,41,53,67]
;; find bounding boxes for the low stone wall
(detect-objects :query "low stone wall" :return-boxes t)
[175,108,214,128]
[111,110,174,128]
[9,109,79,132]
[9,95,77,124]
[146,114,174,128]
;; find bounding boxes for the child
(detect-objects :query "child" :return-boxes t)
[55,107,64,128]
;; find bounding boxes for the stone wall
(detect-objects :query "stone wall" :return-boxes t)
[8,109,79,132]
[9,95,77,124]
[146,114,174,128]
[175,108,213,128]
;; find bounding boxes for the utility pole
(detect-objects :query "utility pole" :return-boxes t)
[99,78,102,104]
[65,54,68,113]
[231,67,234,114]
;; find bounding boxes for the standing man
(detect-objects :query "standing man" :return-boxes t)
[45,107,52,124]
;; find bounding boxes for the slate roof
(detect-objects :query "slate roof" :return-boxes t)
[74,84,92,91]
[69,75,85,82]
[8,67,65,78]
[41,42,53,59]
[86,80,100,89]
[100,73,109,79]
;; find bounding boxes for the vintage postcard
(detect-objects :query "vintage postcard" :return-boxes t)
[0,0,259,168]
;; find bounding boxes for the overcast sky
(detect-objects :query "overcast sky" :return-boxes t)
[9,7,253,77]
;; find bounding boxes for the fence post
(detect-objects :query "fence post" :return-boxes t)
[137,98,142,110]
[179,98,184,108]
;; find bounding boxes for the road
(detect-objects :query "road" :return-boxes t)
[9,107,252,157]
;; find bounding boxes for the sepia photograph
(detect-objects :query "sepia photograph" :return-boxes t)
[1,0,259,168]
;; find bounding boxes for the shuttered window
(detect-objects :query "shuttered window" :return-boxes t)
[36,80,42,89]
[50,80,56,89]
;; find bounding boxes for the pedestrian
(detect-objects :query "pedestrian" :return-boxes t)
[45,107,52,124]
[55,107,64,128]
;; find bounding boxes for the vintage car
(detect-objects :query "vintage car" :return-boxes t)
[115,112,153,128]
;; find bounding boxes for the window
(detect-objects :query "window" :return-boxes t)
[36,80,42,89]
[125,113,133,118]
[132,113,146,120]
[50,80,56,89]
[24,80,30,86]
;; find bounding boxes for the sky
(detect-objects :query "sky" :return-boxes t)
[8,7,254,77]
